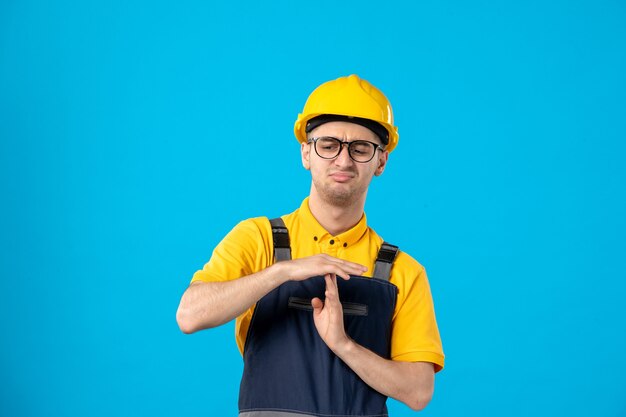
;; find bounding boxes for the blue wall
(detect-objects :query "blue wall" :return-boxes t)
[1,1,625,416]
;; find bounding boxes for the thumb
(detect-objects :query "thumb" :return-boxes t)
[311,297,324,314]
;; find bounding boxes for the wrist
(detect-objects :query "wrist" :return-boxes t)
[266,262,289,287]
[332,335,356,358]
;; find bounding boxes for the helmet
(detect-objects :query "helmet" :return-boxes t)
[294,74,399,152]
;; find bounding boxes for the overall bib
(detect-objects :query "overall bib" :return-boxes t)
[239,218,399,417]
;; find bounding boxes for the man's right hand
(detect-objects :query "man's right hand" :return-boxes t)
[278,254,368,281]
[177,254,367,334]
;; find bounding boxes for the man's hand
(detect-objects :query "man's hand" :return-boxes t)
[177,254,366,334]
[281,254,367,281]
[311,274,349,352]
[311,273,436,411]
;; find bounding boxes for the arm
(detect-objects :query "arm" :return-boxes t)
[312,275,435,411]
[176,255,368,334]
[176,262,284,333]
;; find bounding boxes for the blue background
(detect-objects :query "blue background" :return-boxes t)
[1,1,625,416]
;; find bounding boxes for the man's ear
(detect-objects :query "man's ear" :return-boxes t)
[301,142,311,170]
[374,150,389,176]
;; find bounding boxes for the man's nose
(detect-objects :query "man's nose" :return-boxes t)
[334,143,354,166]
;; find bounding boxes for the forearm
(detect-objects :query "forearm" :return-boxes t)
[178,255,368,334]
[312,275,435,410]
[333,340,435,411]
[176,263,286,333]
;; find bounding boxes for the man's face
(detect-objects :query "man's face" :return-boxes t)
[301,121,389,207]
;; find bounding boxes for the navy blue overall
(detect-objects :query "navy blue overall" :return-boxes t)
[238,218,399,417]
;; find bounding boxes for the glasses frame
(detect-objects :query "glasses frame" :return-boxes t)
[307,136,384,163]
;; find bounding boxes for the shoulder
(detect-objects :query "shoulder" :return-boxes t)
[388,246,429,300]
[228,216,272,241]
[366,227,425,277]
[214,216,274,262]
[394,250,426,277]
[205,216,274,278]
[366,226,426,284]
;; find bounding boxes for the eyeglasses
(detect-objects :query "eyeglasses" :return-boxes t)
[307,136,384,163]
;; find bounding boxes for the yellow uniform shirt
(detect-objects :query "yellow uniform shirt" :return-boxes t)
[191,197,445,372]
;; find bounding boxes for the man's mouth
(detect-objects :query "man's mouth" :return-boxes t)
[329,171,355,182]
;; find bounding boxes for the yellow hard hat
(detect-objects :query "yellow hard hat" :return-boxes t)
[294,74,399,152]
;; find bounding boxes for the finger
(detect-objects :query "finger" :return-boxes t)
[330,262,370,280]
[323,276,343,317]
[321,255,368,272]
[311,297,324,312]
[327,267,351,281]
[324,274,338,299]
[332,264,367,277]
[326,273,338,290]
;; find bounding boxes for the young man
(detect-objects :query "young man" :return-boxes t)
[177,74,445,416]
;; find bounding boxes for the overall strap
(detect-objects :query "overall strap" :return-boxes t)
[373,242,399,281]
[269,217,292,262]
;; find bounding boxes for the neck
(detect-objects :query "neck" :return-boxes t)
[307,186,367,236]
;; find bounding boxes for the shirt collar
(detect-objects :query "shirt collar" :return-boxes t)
[298,197,369,246]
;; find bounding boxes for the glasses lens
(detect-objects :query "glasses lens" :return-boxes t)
[349,141,376,162]
[315,137,342,159]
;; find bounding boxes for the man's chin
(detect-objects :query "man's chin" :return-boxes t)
[319,187,361,207]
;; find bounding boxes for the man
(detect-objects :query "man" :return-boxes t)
[177,74,445,416]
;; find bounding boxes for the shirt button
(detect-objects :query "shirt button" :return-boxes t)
[313,236,318,241]
[343,243,347,247]
[329,239,335,245]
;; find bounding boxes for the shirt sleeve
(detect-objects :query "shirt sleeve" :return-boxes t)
[191,217,272,284]
[390,252,445,372]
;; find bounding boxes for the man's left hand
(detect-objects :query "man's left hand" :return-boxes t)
[311,273,435,411]
[311,274,350,351]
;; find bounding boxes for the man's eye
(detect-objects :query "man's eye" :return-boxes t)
[352,142,372,154]
[318,139,339,150]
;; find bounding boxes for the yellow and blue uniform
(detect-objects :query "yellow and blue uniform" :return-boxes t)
[191,197,445,415]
